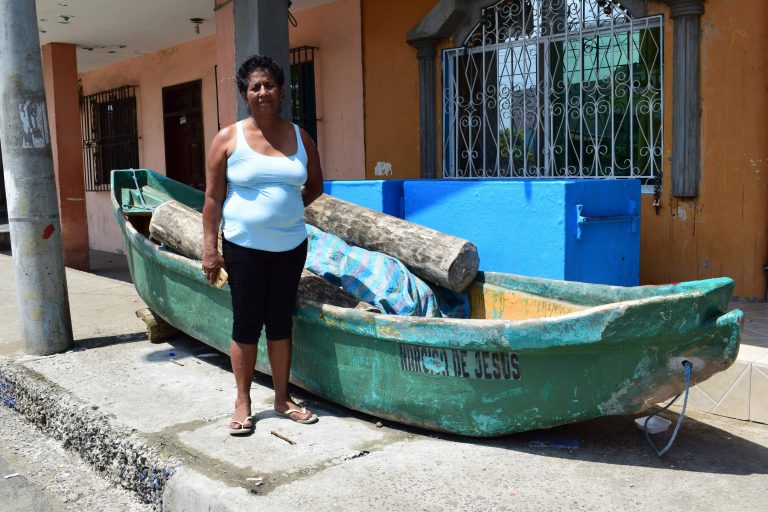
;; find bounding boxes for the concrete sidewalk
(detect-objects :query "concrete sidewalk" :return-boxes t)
[1,250,767,511]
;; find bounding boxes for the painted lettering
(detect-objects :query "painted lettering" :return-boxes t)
[399,344,521,381]
[501,353,511,379]
[511,354,521,380]
[460,350,469,378]
[480,352,490,379]
[452,349,462,376]
[440,349,449,376]
[474,351,483,378]
[491,352,501,379]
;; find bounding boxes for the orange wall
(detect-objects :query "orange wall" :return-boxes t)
[362,0,436,179]
[640,2,768,299]
[79,36,218,253]
[290,0,365,180]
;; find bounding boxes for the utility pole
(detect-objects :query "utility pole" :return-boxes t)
[0,0,73,354]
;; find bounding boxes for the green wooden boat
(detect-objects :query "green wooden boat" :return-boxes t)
[111,169,742,437]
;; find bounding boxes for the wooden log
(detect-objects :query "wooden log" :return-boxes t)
[299,269,380,312]
[149,201,228,288]
[305,194,479,292]
[149,200,210,260]
[135,308,180,342]
[149,201,379,312]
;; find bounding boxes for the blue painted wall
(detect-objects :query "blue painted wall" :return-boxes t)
[564,180,640,286]
[323,180,403,217]
[322,179,640,286]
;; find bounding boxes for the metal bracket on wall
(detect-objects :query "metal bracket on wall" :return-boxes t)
[576,201,639,240]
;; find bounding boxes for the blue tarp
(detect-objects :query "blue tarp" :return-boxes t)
[305,225,469,318]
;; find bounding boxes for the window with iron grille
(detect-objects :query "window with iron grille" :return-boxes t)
[290,46,318,142]
[81,85,139,191]
[442,0,663,192]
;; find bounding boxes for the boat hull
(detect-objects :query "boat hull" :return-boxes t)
[112,170,742,436]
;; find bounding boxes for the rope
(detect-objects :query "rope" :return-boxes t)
[130,170,149,210]
[643,360,694,457]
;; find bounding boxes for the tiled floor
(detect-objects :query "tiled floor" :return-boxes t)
[678,300,768,424]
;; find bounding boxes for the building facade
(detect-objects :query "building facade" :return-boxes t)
[3,0,766,299]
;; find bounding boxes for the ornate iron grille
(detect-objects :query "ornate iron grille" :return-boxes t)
[442,0,663,188]
[290,46,318,142]
[81,85,139,191]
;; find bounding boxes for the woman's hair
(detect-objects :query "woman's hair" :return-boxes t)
[236,55,285,95]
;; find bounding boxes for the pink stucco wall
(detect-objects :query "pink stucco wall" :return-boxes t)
[79,0,365,253]
[79,36,218,253]
[290,0,365,180]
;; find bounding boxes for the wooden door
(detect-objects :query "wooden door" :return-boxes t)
[162,80,205,190]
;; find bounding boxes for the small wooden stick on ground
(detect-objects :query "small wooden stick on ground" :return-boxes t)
[270,431,296,445]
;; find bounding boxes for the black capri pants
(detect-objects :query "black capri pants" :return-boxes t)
[222,237,308,343]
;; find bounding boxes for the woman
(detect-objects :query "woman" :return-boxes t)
[202,55,324,435]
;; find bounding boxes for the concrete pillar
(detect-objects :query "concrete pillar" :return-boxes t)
[41,43,90,271]
[665,0,705,198]
[215,0,237,128]
[0,0,73,355]
[412,39,439,179]
[407,0,466,179]
[233,0,291,121]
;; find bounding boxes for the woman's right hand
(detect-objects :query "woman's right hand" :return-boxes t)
[202,248,226,286]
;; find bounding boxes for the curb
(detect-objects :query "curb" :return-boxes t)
[163,467,268,512]
[0,358,177,510]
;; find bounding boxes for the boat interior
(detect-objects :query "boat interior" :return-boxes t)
[117,177,588,322]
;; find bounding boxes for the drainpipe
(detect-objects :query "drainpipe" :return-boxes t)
[0,1,73,354]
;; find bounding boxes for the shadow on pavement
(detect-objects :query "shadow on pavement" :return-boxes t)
[72,332,147,350]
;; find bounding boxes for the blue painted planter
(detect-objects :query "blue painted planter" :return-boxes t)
[322,179,641,286]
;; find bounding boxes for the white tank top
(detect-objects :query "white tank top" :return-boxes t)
[222,120,308,251]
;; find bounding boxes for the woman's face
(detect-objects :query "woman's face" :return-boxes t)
[244,69,283,115]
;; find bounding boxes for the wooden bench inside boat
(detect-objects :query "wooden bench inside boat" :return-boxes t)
[468,281,585,320]
[121,185,193,238]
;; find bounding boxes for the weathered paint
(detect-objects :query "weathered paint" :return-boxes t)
[111,169,742,437]
[17,100,50,148]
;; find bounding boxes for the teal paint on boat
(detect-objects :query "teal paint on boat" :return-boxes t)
[111,169,743,437]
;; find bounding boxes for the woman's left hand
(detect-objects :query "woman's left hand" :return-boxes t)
[202,247,226,286]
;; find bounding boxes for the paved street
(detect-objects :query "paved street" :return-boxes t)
[0,406,152,512]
